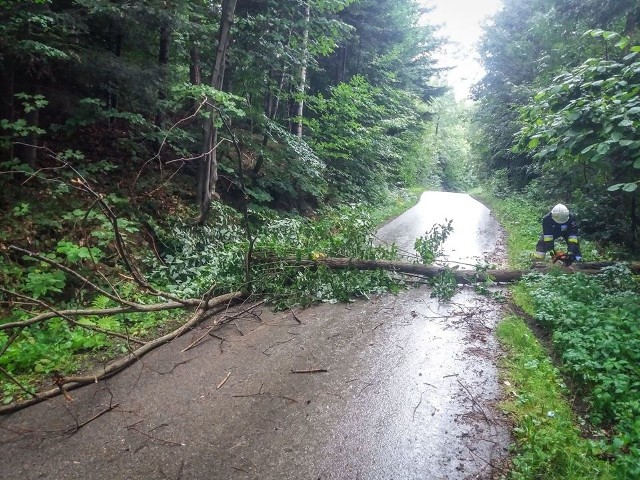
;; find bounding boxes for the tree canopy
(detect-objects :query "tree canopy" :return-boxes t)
[474,0,640,247]
[0,0,447,219]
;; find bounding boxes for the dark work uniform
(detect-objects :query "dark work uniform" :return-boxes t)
[535,212,582,258]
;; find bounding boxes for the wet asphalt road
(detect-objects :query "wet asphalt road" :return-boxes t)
[0,191,511,479]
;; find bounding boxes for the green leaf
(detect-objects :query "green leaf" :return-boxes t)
[634,159,640,169]
[616,38,630,50]
[581,144,596,154]
[620,140,634,146]
[607,184,624,191]
[596,143,610,154]
[619,119,634,127]
[622,183,638,192]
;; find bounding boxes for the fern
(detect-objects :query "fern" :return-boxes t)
[91,295,111,309]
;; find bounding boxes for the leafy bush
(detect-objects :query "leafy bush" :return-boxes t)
[414,219,453,264]
[522,265,640,476]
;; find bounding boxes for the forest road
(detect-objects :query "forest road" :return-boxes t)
[0,191,512,480]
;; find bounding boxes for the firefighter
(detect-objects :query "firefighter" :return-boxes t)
[533,204,582,262]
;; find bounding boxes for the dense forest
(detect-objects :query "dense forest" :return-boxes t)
[474,0,640,249]
[2,1,640,477]
[0,0,453,223]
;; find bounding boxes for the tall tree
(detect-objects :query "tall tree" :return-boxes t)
[197,0,237,224]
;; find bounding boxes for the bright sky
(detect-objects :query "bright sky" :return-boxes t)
[422,0,503,101]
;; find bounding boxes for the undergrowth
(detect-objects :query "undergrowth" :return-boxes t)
[497,315,614,479]
[521,266,640,478]
[480,190,638,478]
[1,187,419,404]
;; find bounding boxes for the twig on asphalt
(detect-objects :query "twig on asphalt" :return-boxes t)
[457,379,493,425]
[128,425,186,447]
[234,322,244,336]
[413,391,425,420]
[217,372,231,389]
[148,358,195,375]
[290,368,328,374]
[262,336,295,355]
[289,308,302,324]
[231,384,298,403]
[65,403,120,434]
[232,383,265,398]
[219,300,266,325]
[182,325,216,352]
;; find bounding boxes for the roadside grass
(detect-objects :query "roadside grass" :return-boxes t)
[369,186,423,227]
[472,193,542,269]
[497,315,614,480]
[477,190,624,478]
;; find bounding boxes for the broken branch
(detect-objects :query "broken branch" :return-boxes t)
[0,291,242,415]
[290,368,328,374]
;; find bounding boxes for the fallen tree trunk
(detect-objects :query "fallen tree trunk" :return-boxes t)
[282,258,640,284]
[0,291,243,415]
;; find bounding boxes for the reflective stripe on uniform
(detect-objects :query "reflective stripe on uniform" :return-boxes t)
[534,251,545,259]
[543,235,554,241]
[568,236,578,243]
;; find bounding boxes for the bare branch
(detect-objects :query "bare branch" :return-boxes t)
[0,291,243,415]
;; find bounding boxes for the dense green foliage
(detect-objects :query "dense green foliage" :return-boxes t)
[522,267,640,477]
[497,315,614,480]
[475,0,640,249]
[485,190,639,477]
[0,0,446,211]
[0,188,416,403]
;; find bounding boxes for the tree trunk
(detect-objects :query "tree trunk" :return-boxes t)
[294,2,310,138]
[334,44,347,85]
[259,257,640,284]
[0,58,15,162]
[22,104,39,168]
[107,20,123,117]
[624,5,640,39]
[190,43,201,86]
[156,21,171,127]
[197,0,237,224]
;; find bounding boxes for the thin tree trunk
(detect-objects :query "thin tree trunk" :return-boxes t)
[253,65,288,182]
[0,58,15,162]
[197,0,237,224]
[190,44,201,85]
[156,21,171,127]
[334,45,347,84]
[22,105,38,168]
[295,2,310,138]
[624,5,640,38]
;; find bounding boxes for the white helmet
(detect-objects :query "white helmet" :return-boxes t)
[551,204,570,224]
